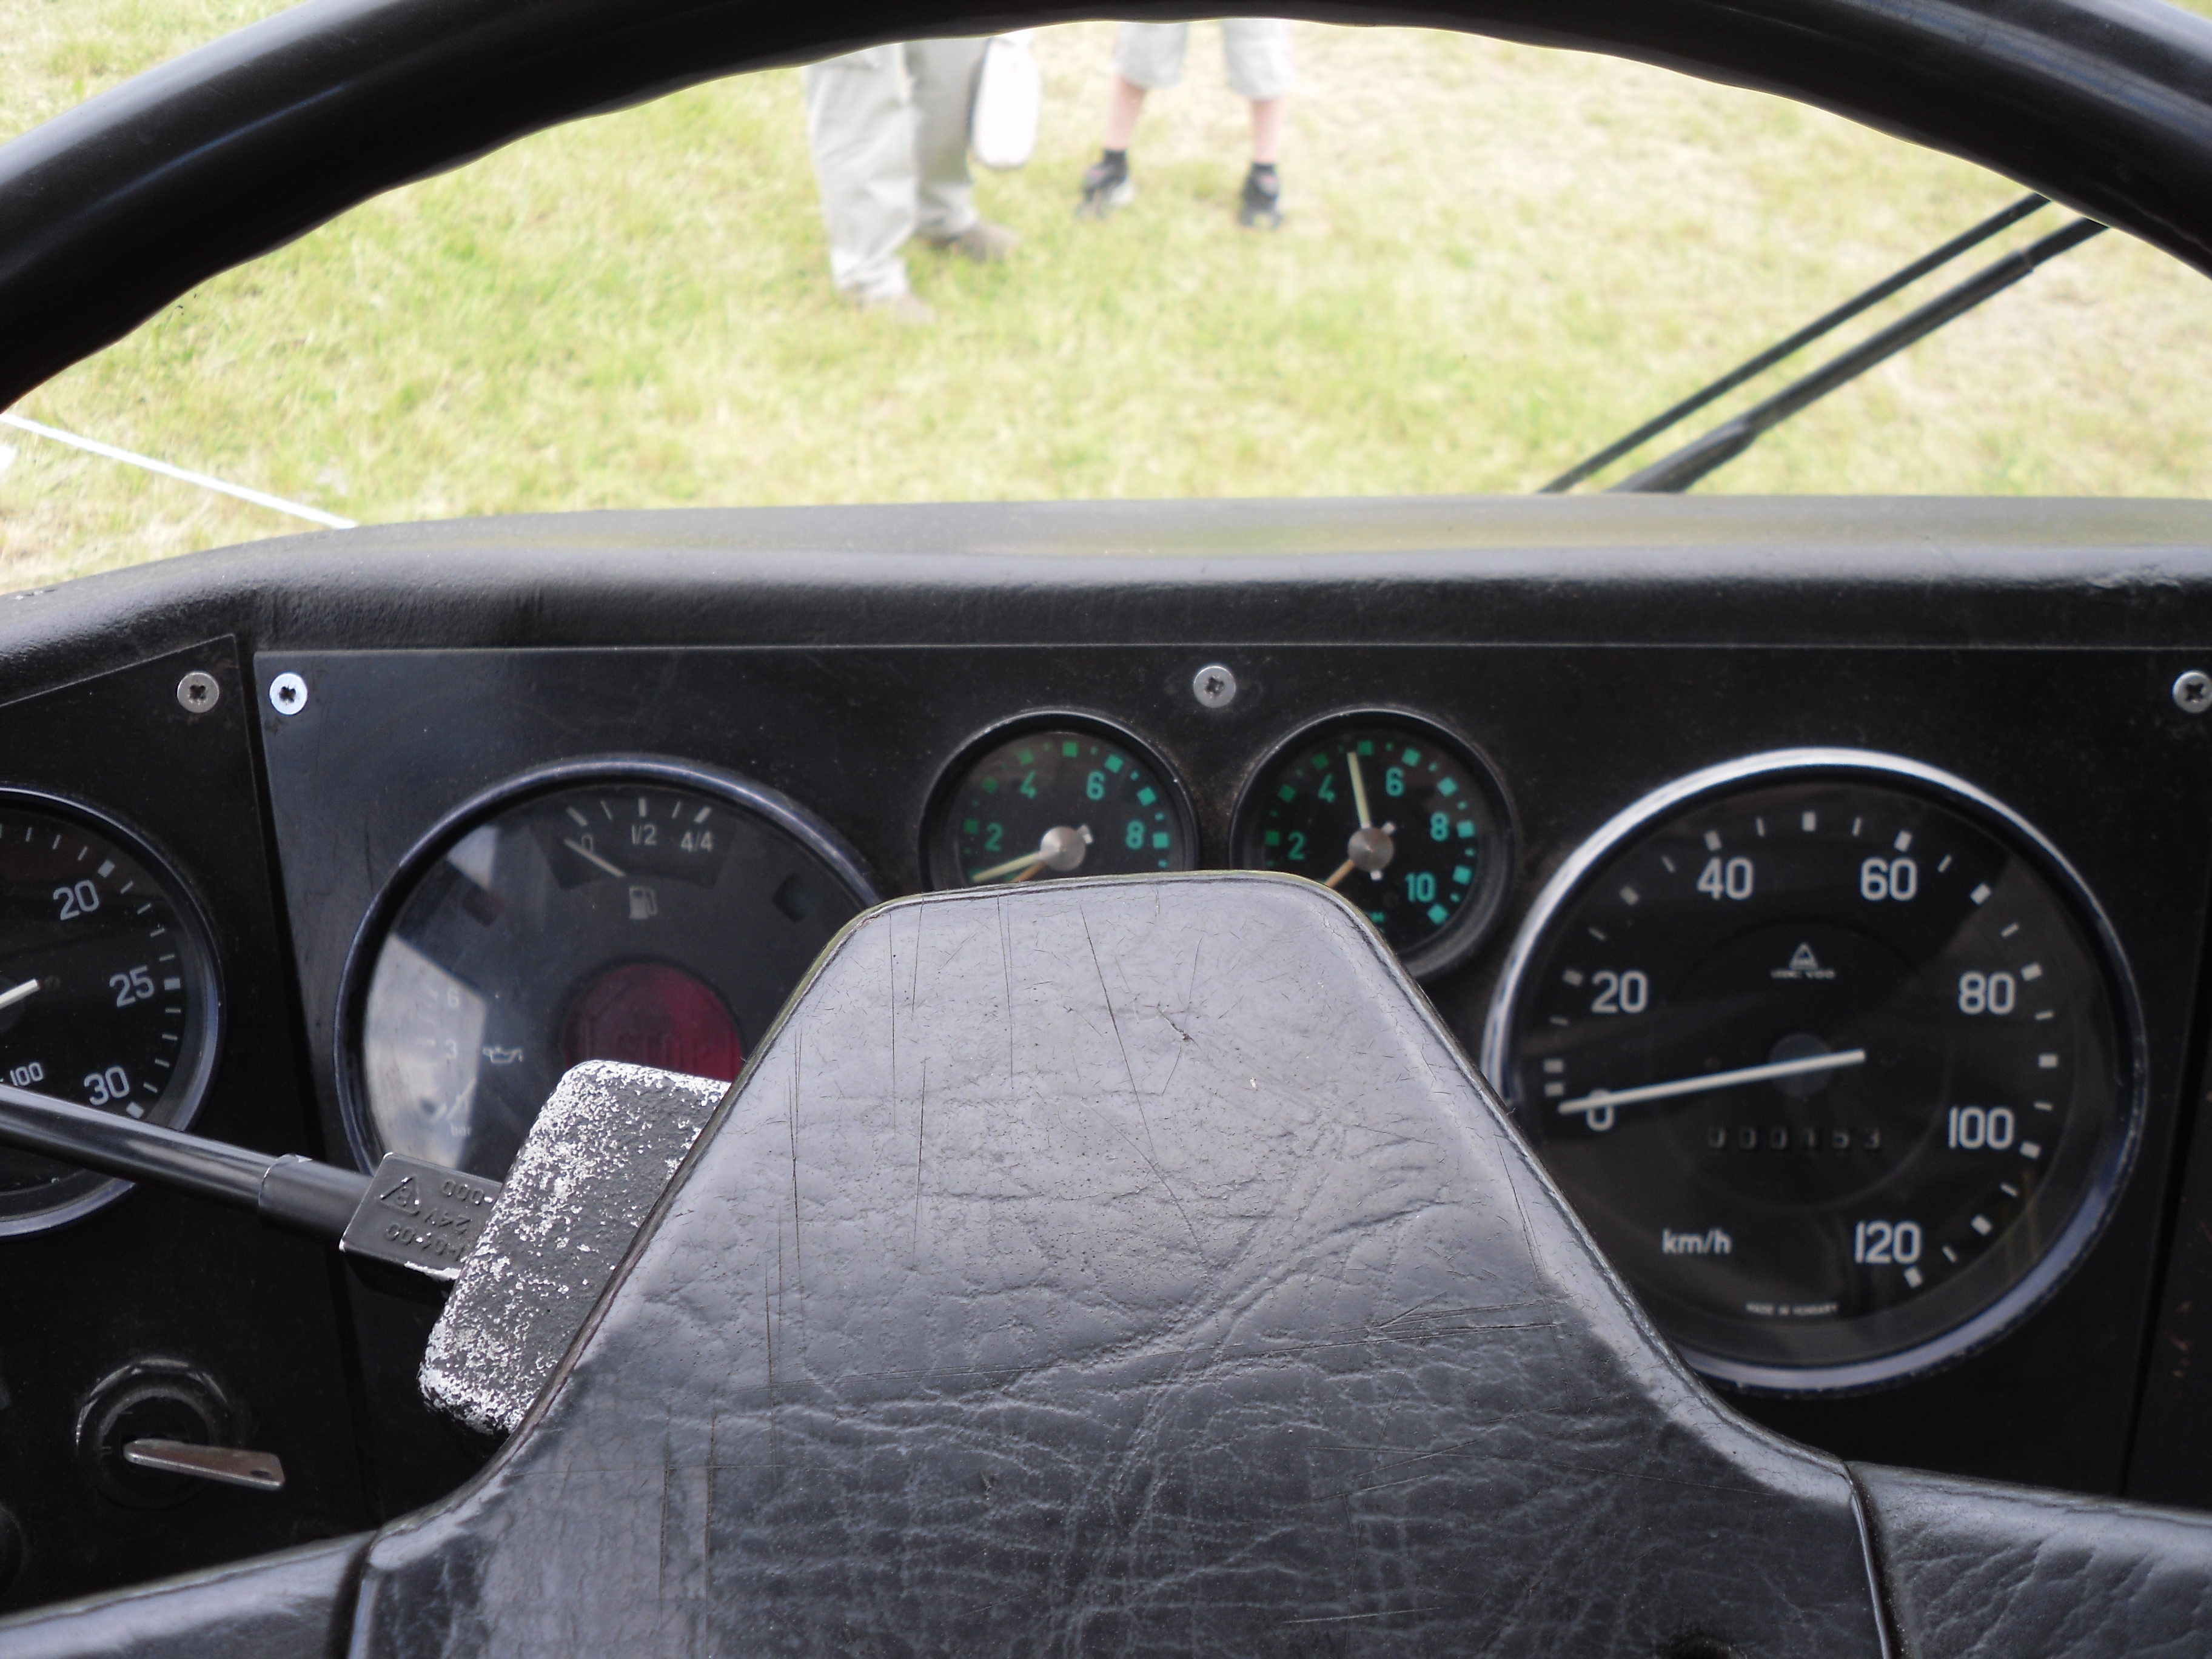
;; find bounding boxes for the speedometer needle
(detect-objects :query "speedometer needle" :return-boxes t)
[561,838,626,879]
[1558,1048,1868,1116]
[0,978,39,1012]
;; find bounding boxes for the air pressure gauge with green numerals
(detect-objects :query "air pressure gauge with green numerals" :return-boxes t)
[1233,713,1513,978]
[928,719,1196,889]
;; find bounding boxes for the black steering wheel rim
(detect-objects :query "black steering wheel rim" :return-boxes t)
[1,0,2211,414]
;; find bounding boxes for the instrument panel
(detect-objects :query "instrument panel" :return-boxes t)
[6,535,2212,1616]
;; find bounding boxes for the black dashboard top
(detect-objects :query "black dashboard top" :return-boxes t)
[4,498,2212,685]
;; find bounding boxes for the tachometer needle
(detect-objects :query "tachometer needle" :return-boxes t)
[1324,857,1359,890]
[0,978,39,1012]
[561,838,626,879]
[1347,749,1373,830]
[1558,1048,1868,1116]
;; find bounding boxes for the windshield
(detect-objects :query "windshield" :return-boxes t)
[3,4,2210,588]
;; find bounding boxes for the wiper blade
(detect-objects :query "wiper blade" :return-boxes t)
[1609,216,2104,494]
[1540,193,2049,494]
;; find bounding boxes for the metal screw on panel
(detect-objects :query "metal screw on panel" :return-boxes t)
[1192,665,1238,709]
[175,671,221,714]
[2175,671,2212,715]
[267,672,309,717]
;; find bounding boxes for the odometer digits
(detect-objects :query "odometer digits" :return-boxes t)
[1483,752,2137,1390]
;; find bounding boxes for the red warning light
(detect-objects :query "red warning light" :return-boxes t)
[560,961,743,1081]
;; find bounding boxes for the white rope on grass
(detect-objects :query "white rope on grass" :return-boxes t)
[0,412,357,530]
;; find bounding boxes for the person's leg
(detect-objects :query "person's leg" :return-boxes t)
[1102,75,1148,150]
[1250,95,1286,165]
[1081,23,1188,215]
[802,46,923,304]
[907,37,987,244]
[1221,19,1294,227]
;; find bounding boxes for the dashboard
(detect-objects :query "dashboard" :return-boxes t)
[2,493,2212,1613]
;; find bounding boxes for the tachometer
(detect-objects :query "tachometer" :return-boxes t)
[1233,712,1513,976]
[1481,751,2139,1391]
[0,794,221,1235]
[341,760,876,1182]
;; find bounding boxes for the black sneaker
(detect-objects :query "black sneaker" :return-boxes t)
[1238,166,1283,230]
[1078,156,1134,220]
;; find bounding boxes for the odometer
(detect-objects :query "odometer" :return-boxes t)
[1482,751,2139,1391]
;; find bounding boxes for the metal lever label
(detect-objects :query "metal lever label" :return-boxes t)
[340,1152,501,1281]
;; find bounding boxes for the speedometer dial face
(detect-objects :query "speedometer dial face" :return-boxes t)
[1483,753,2138,1390]
[928,721,1194,888]
[0,797,221,1235]
[1233,714,1513,976]
[346,763,876,1182]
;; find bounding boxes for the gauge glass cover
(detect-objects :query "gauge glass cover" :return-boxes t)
[352,772,871,1182]
[0,800,221,1233]
[931,725,1192,888]
[1486,760,2134,1389]
[1235,717,1510,973]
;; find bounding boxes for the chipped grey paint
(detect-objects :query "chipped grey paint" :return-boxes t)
[420,1061,726,1435]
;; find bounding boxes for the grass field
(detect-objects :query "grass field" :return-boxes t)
[2,4,2210,586]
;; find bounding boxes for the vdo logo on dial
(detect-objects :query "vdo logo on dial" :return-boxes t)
[1483,751,2141,1393]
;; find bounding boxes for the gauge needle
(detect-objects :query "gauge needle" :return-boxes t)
[561,838,626,879]
[1558,1048,1868,1116]
[969,850,1046,883]
[1324,857,1359,890]
[1347,750,1373,830]
[0,978,39,1012]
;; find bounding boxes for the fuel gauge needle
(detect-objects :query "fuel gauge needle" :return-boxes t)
[1558,1048,1868,1116]
[0,978,39,1013]
[561,838,627,879]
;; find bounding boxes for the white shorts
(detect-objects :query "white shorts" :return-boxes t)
[1113,19,1295,102]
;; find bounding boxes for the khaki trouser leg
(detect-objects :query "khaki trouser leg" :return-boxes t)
[803,45,918,301]
[908,37,985,243]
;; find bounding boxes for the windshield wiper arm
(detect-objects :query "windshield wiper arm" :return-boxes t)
[1540,193,2049,494]
[1608,216,2104,494]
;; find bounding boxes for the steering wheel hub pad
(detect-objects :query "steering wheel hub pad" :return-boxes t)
[355,872,1888,1654]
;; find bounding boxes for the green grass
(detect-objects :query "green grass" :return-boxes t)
[2,7,2210,586]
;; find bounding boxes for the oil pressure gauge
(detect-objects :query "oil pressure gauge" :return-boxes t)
[1234,713,1513,977]
[1483,751,2140,1392]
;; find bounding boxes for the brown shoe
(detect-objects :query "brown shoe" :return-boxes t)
[922,220,1018,263]
[856,291,935,326]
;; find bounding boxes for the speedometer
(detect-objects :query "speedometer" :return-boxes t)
[1482,751,2140,1392]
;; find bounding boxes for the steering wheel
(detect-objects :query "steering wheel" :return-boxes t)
[4,1,2212,1654]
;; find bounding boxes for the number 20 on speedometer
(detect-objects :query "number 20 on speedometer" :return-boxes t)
[1483,751,2140,1392]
